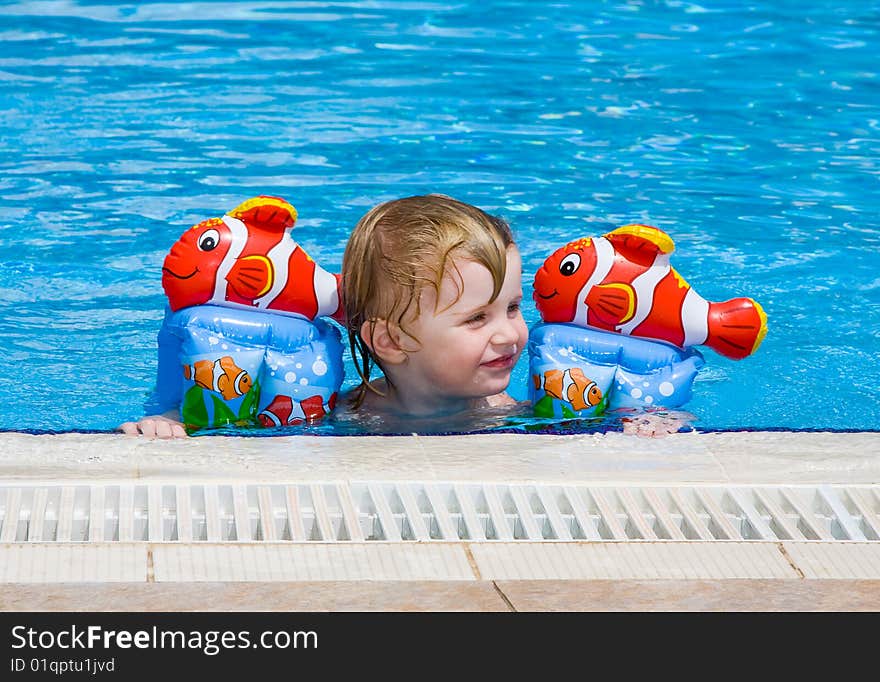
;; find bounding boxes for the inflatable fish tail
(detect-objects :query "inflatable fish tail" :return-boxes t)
[706,297,768,360]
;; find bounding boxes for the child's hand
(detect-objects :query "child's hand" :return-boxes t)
[118,411,188,439]
[621,410,695,438]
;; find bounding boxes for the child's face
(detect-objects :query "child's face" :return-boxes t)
[398,245,528,409]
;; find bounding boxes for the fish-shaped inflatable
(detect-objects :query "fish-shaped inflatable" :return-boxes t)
[532,224,767,360]
[183,356,252,402]
[257,393,335,427]
[534,368,603,412]
[162,196,343,323]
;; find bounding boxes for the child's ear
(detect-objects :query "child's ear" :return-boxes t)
[361,319,409,365]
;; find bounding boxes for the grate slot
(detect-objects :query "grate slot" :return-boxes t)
[309,484,333,541]
[232,485,251,542]
[843,488,880,541]
[454,485,489,540]
[285,485,307,541]
[71,487,91,542]
[203,485,222,542]
[41,488,61,542]
[483,485,514,541]
[641,488,686,540]
[56,487,76,542]
[176,486,193,542]
[780,488,832,540]
[752,488,802,540]
[818,486,867,541]
[1,488,21,542]
[335,483,364,542]
[694,488,742,540]
[562,486,603,540]
[88,486,104,543]
[612,489,653,540]
[728,488,776,540]
[583,488,627,540]
[422,484,459,540]
[503,486,534,539]
[395,485,429,541]
[367,483,402,541]
[27,487,48,542]
[189,486,207,541]
[148,486,163,542]
[539,487,575,540]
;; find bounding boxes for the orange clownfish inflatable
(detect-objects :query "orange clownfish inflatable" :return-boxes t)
[183,356,253,402]
[533,225,767,360]
[161,196,343,323]
[534,368,603,412]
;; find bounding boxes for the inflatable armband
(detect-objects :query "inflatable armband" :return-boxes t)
[148,196,345,429]
[529,324,703,418]
[149,305,344,429]
[529,224,766,418]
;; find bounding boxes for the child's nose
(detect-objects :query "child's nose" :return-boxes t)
[491,317,522,347]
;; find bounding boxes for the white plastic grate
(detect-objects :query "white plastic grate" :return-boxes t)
[0,483,878,544]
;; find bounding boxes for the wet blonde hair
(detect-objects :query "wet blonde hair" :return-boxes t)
[342,194,515,407]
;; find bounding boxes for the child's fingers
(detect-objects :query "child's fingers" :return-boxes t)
[118,422,141,436]
[118,418,188,439]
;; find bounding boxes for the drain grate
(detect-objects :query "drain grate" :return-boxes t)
[0,483,878,543]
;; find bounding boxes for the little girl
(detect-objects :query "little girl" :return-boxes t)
[338,194,528,421]
[120,194,527,437]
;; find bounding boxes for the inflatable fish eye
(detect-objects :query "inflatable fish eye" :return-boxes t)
[559,253,580,276]
[198,229,221,251]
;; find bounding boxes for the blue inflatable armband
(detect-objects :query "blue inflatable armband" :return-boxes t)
[528,323,703,419]
[146,304,344,429]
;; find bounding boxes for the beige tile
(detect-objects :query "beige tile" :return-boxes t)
[0,582,510,612]
[497,579,880,611]
[417,432,725,483]
[2,431,879,485]
[709,432,880,484]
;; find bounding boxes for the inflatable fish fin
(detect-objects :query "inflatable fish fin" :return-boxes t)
[215,372,231,400]
[229,196,297,233]
[330,273,346,324]
[585,283,636,325]
[605,224,675,267]
[227,255,274,300]
[705,297,768,360]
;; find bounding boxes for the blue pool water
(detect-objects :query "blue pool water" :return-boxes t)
[1,1,878,433]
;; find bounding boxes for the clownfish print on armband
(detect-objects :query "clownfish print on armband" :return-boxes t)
[532,225,768,360]
[161,196,344,323]
[183,356,253,401]
[533,368,603,412]
[257,393,338,428]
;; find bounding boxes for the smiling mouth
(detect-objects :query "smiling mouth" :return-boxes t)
[482,354,515,369]
[536,289,558,300]
[162,267,199,280]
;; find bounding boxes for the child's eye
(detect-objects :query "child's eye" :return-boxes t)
[508,302,521,314]
[465,313,486,325]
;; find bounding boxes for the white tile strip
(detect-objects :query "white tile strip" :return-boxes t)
[153,543,475,582]
[0,544,147,582]
[782,542,880,579]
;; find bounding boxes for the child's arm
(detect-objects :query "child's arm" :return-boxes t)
[119,309,188,438]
